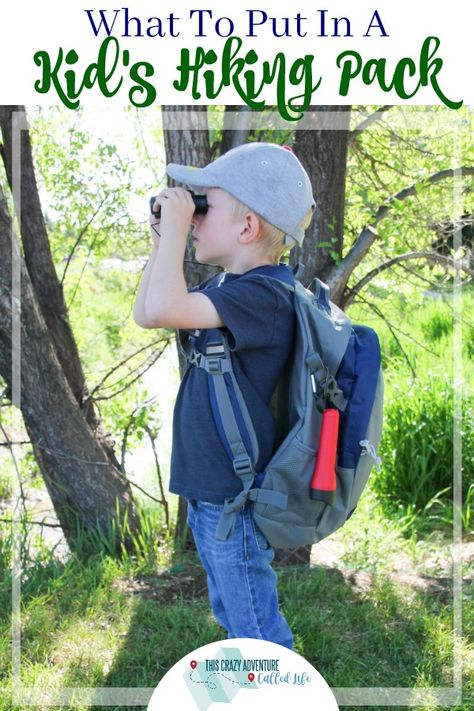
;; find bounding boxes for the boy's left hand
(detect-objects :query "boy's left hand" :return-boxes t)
[152,187,195,244]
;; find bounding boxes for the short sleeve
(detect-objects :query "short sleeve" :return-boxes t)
[204,276,279,351]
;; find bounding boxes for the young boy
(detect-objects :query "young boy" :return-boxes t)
[133,142,315,649]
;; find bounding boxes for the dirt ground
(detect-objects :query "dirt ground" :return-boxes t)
[5,487,473,605]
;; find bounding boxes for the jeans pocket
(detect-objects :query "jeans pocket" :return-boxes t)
[249,510,271,551]
[199,501,225,512]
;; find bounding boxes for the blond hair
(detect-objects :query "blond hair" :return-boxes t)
[228,194,313,264]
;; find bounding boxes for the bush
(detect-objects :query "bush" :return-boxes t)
[420,309,452,342]
[373,369,473,528]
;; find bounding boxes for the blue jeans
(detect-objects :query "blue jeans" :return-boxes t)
[187,500,293,649]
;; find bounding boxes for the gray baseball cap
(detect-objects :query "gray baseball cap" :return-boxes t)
[166,142,315,247]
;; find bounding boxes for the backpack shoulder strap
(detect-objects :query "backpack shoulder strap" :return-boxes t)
[184,328,287,540]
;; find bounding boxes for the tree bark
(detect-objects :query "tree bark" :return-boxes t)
[0,184,139,548]
[220,106,253,155]
[0,105,122,469]
[291,106,352,289]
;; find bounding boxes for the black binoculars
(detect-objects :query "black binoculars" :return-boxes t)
[149,191,208,218]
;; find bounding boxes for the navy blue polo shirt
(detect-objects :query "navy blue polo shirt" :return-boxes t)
[169,264,295,504]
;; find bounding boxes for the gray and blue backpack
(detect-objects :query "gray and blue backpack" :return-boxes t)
[182,264,384,550]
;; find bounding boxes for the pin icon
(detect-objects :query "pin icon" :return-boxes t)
[248,673,255,682]
[190,660,197,669]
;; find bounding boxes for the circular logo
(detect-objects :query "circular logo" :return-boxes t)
[148,638,339,710]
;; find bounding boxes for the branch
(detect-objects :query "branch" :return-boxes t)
[0,410,27,511]
[88,336,171,403]
[326,166,474,303]
[348,106,394,142]
[145,424,170,530]
[126,478,166,505]
[372,168,474,226]
[0,441,30,447]
[135,108,163,185]
[60,196,108,287]
[2,431,167,507]
[396,260,451,290]
[0,518,63,528]
[352,139,411,182]
[343,251,473,308]
[359,297,417,379]
[384,124,438,157]
[66,229,103,310]
[114,393,170,522]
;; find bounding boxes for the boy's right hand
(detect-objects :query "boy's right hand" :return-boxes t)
[149,197,161,248]
[152,188,195,244]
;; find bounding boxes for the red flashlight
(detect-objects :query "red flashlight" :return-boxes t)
[310,408,339,504]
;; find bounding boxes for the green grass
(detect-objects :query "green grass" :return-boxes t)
[0,548,224,710]
[282,566,458,689]
[1,487,473,711]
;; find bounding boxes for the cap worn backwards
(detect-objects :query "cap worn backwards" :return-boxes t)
[166,142,315,248]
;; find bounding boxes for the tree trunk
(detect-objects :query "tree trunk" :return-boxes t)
[161,106,215,288]
[220,106,253,155]
[284,107,350,563]
[291,106,351,294]
[0,184,139,549]
[0,106,123,469]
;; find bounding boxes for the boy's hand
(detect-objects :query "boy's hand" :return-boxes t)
[151,187,195,244]
[149,197,161,248]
